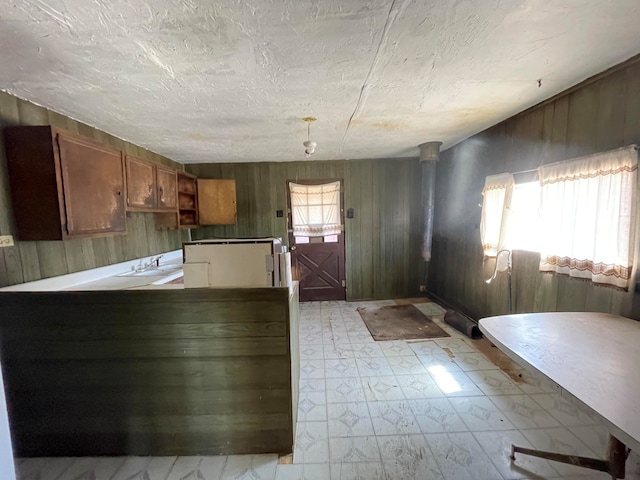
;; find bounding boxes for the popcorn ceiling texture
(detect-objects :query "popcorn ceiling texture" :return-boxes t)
[2,0,640,163]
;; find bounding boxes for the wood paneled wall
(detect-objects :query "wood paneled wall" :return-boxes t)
[0,287,299,456]
[186,159,423,301]
[429,56,640,320]
[0,91,190,287]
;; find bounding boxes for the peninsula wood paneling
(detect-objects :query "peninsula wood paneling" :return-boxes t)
[187,158,423,301]
[0,286,299,456]
[429,55,640,321]
[0,91,190,287]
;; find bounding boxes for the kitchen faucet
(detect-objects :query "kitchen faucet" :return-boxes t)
[151,255,164,267]
[131,255,164,272]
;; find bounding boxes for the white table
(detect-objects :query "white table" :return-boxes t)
[480,312,640,479]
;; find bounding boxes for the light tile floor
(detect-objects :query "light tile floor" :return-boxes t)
[14,299,640,480]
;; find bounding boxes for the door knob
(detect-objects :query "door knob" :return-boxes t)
[291,245,297,251]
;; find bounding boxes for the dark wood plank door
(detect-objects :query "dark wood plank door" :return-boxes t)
[57,133,126,237]
[287,180,346,302]
[291,236,346,302]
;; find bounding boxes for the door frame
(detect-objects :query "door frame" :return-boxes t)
[286,178,346,301]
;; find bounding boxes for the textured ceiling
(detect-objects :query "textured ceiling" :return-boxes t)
[2,1,640,163]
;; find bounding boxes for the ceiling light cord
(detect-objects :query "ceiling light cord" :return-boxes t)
[302,117,317,158]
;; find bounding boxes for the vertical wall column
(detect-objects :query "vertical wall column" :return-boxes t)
[419,141,442,261]
[0,362,15,480]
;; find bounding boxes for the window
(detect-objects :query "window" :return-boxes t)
[289,181,342,237]
[538,146,637,289]
[504,181,541,252]
[480,145,638,289]
[480,173,513,256]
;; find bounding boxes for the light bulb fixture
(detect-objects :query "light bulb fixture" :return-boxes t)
[302,116,317,158]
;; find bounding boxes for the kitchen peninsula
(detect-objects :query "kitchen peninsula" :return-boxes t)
[0,250,299,457]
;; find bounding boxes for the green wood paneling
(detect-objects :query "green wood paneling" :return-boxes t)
[0,287,297,456]
[430,57,640,320]
[0,91,186,287]
[187,158,422,301]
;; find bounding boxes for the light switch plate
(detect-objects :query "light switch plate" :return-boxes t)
[0,235,14,247]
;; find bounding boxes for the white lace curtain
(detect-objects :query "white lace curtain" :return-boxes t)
[539,146,638,289]
[480,173,514,257]
[289,181,342,237]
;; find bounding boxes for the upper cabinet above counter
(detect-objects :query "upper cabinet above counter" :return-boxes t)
[177,172,199,228]
[154,174,237,230]
[4,126,127,240]
[4,125,239,241]
[125,155,178,212]
[197,178,237,225]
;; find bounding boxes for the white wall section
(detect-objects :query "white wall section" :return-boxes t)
[2,0,640,163]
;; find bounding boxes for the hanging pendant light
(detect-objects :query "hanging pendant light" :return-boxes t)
[302,117,317,158]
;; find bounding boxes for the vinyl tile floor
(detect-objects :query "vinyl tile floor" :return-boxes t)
[14,300,640,480]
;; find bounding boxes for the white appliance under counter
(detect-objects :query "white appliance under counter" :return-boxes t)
[183,238,291,289]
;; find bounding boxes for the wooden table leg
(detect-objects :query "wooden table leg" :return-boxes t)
[510,435,627,479]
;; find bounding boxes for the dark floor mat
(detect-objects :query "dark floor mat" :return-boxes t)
[357,304,450,341]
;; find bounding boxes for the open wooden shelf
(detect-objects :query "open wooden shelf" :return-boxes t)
[177,172,198,229]
[154,171,199,230]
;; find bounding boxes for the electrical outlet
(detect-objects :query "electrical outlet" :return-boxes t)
[419,284,426,292]
[0,235,14,247]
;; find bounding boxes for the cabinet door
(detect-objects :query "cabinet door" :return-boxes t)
[125,156,157,210]
[197,179,237,225]
[57,133,126,236]
[157,166,178,210]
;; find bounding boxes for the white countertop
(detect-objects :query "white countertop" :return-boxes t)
[0,250,184,292]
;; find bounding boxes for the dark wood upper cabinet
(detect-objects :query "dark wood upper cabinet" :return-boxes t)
[125,156,157,210]
[4,126,126,240]
[125,156,177,213]
[157,165,178,210]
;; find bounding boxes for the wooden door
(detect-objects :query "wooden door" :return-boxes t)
[56,133,126,237]
[287,180,346,302]
[197,179,237,225]
[157,166,178,210]
[125,155,157,210]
